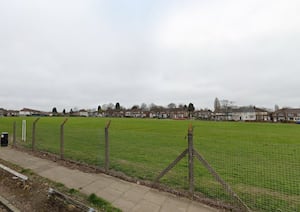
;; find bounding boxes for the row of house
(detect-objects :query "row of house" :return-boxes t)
[102,106,298,122]
[0,108,96,117]
[102,108,191,119]
[0,108,19,117]
[272,108,300,122]
[213,106,270,121]
[212,107,300,122]
[1,107,208,119]
[1,107,300,123]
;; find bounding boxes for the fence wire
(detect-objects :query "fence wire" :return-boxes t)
[195,127,300,211]
[3,117,300,211]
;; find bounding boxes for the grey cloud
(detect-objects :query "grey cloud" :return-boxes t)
[1,1,300,111]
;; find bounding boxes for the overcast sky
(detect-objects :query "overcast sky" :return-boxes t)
[1,0,300,111]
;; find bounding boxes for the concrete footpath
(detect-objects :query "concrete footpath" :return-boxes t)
[0,147,218,212]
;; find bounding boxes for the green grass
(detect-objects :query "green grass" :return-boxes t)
[68,188,79,195]
[0,117,299,211]
[88,193,122,212]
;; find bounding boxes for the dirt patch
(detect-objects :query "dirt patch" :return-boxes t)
[0,203,9,212]
[0,159,87,211]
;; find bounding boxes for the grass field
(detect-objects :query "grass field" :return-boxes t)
[0,117,299,211]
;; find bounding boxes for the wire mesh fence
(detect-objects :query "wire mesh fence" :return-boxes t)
[63,118,105,166]
[1,117,299,211]
[2,117,105,167]
[193,124,300,211]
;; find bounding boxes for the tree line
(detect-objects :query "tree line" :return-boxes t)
[51,102,196,115]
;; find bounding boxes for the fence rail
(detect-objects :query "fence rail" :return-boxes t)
[2,117,299,211]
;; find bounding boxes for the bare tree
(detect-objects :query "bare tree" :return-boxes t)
[101,104,108,111]
[168,103,176,109]
[107,103,114,110]
[178,104,184,109]
[214,97,221,111]
[102,103,114,110]
[149,103,157,110]
[220,100,234,109]
[140,103,148,111]
[131,105,139,110]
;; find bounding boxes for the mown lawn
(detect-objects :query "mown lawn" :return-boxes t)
[0,117,299,211]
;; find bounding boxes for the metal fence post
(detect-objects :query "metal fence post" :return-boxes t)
[105,120,111,173]
[13,121,16,147]
[32,118,40,151]
[60,118,68,160]
[188,124,194,195]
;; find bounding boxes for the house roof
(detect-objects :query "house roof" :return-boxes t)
[254,107,269,113]
[20,108,42,113]
[194,109,212,113]
[233,106,255,113]
[274,108,300,114]
[215,106,267,113]
[20,108,49,115]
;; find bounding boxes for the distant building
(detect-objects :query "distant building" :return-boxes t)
[273,108,300,122]
[19,108,49,116]
[79,109,89,117]
[169,108,189,119]
[194,109,212,120]
[231,106,256,121]
[0,108,7,116]
[7,110,19,116]
[254,107,270,121]
[213,106,270,121]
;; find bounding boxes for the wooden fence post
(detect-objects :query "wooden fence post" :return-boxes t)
[105,120,111,173]
[32,118,40,151]
[13,121,16,147]
[60,118,68,160]
[188,124,194,195]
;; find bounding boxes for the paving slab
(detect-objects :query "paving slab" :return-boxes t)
[143,189,168,205]
[187,202,219,212]
[0,148,54,172]
[112,198,136,212]
[120,184,150,204]
[0,147,218,212]
[131,199,161,212]
[80,178,111,194]
[160,196,190,212]
[96,186,124,202]
[109,180,133,193]
[40,167,99,189]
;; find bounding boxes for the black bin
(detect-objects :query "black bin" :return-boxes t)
[1,132,8,147]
